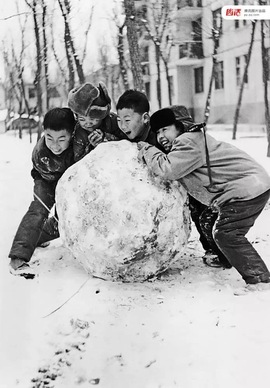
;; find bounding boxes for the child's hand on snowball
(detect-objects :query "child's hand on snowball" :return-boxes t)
[88,129,104,147]
[137,141,148,163]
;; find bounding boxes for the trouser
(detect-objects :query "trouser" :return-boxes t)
[37,214,59,246]
[9,179,59,262]
[188,195,213,251]
[199,190,270,284]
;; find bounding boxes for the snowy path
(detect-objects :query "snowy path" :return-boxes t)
[0,131,270,388]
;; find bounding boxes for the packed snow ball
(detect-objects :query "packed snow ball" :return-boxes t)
[56,140,190,281]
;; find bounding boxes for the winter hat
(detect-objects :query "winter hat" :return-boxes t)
[170,105,193,122]
[169,105,195,131]
[150,108,176,132]
[68,82,111,119]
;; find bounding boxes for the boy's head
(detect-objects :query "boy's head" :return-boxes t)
[43,107,75,156]
[150,108,183,152]
[68,82,111,132]
[116,90,150,140]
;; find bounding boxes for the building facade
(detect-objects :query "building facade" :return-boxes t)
[140,0,270,126]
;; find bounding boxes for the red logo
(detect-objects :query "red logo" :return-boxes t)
[226,8,241,16]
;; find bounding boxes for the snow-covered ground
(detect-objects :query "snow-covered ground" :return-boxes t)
[0,128,270,388]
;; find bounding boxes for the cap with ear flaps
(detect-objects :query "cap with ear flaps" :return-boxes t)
[170,105,193,122]
[68,82,111,119]
[150,108,176,132]
[169,105,196,131]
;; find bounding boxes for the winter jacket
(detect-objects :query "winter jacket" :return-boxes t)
[9,136,74,262]
[73,112,128,162]
[140,131,270,209]
[32,136,74,182]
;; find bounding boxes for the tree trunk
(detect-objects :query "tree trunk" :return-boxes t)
[232,21,256,140]
[204,23,222,123]
[42,0,49,111]
[260,18,270,157]
[204,44,217,123]
[31,0,43,141]
[155,44,162,108]
[58,0,85,86]
[57,0,75,90]
[123,0,144,91]
[160,52,172,106]
[117,23,129,90]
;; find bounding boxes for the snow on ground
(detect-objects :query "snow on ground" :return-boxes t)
[0,128,270,388]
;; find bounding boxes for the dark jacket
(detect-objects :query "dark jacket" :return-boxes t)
[131,123,162,150]
[9,136,74,262]
[32,136,74,182]
[73,112,128,162]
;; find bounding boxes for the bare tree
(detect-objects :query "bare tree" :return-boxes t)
[2,3,30,122]
[232,21,256,140]
[50,21,70,98]
[117,20,130,90]
[110,2,130,91]
[140,0,173,107]
[25,0,44,140]
[41,0,49,111]
[260,16,270,156]
[57,0,85,85]
[98,43,110,86]
[203,15,222,124]
[123,0,144,91]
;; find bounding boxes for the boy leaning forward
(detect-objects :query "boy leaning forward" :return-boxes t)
[138,107,270,289]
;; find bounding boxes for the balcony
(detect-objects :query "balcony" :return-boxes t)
[177,0,202,19]
[179,41,204,60]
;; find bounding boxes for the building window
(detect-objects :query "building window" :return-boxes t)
[194,67,204,93]
[142,64,150,76]
[235,55,248,86]
[168,76,175,98]
[136,3,147,20]
[48,87,60,98]
[28,87,36,99]
[144,82,151,99]
[234,0,248,28]
[236,57,241,86]
[141,46,149,63]
[212,8,222,49]
[177,0,202,9]
[214,61,224,89]
[213,8,222,35]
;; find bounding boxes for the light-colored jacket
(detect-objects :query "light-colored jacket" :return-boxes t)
[140,131,270,209]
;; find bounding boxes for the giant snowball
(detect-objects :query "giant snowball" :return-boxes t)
[56,140,190,282]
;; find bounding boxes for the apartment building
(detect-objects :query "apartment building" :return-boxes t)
[138,0,270,125]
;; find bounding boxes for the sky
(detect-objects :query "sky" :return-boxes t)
[0,0,121,82]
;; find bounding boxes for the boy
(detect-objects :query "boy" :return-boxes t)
[116,89,159,146]
[116,91,221,266]
[8,107,76,279]
[138,107,270,289]
[68,82,128,162]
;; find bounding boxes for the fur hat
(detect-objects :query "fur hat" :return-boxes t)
[150,108,176,132]
[170,105,193,122]
[68,82,111,119]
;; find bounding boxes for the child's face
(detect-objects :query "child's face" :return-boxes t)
[156,124,181,152]
[77,115,102,132]
[117,108,148,140]
[44,129,72,155]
